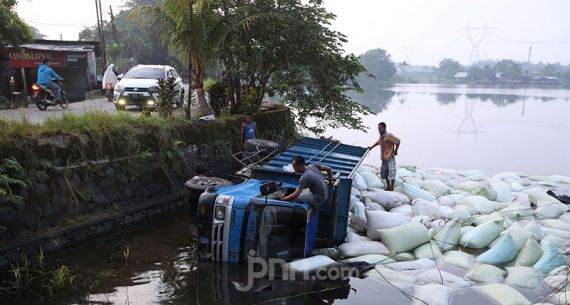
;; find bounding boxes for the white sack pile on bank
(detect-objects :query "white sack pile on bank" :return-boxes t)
[341,165,570,304]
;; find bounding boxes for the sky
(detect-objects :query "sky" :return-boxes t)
[16,0,570,66]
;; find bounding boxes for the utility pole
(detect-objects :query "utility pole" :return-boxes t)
[527,45,533,64]
[186,0,193,119]
[109,5,120,44]
[95,0,107,69]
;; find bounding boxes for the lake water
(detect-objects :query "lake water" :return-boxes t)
[325,84,570,176]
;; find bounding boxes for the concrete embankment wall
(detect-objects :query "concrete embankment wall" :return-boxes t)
[0,107,296,267]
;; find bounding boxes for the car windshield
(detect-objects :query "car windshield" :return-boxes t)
[123,67,165,79]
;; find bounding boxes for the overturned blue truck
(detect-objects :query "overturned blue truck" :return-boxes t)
[196,137,368,263]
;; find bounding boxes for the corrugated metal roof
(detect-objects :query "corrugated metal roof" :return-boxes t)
[261,137,367,179]
[22,43,96,52]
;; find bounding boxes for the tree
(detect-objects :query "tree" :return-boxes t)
[494,60,522,81]
[30,26,46,39]
[481,65,497,82]
[467,66,482,81]
[220,0,371,132]
[130,0,218,116]
[542,63,559,76]
[438,58,462,80]
[79,9,183,74]
[0,0,33,52]
[358,49,397,82]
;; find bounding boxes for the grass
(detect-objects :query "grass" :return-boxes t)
[0,107,293,164]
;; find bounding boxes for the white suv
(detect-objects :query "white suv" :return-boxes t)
[113,65,185,110]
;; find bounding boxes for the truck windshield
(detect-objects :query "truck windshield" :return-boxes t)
[258,206,306,261]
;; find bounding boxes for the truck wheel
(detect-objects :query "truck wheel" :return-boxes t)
[185,176,233,192]
[185,176,233,213]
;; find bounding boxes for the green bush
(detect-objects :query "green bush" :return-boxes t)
[203,78,216,92]
[156,77,177,117]
[207,81,228,116]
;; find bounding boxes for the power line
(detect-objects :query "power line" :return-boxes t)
[22,18,97,27]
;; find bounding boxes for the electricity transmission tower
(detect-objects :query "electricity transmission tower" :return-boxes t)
[461,23,494,64]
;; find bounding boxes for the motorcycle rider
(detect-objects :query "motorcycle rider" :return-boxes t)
[37,58,63,102]
[102,63,119,101]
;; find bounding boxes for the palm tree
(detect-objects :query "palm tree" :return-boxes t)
[130,0,219,116]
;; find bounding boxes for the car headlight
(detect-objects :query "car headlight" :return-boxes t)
[148,86,159,93]
[214,205,226,220]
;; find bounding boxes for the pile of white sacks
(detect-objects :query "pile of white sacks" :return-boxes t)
[297,165,570,305]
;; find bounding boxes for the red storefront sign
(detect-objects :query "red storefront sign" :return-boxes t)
[7,48,66,69]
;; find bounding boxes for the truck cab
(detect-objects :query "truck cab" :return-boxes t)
[197,137,367,263]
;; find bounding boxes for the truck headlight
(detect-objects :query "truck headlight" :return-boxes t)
[214,205,226,220]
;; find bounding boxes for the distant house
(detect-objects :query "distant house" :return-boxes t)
[454,71,468,79]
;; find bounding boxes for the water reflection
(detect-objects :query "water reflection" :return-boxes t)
[436,93,460,105]
[456,99,479,139]
[354,83,567,115]
[349,85,395,113]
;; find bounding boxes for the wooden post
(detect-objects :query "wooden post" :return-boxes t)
[186,0,193,119]
[109,5,120,44]
[97,0,107,69]
[20,68,28,98]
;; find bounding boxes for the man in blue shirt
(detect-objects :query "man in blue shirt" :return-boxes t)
[37,59,63,101]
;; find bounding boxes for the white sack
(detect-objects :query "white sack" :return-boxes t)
[434,220,461,251]
[516,236,543,266]
[345,231,372,243]
[461,196,496,214]
[416,268,472,288]
[338,241,390,258]
[378,222,431,254]
[505,266,544,289]
[478,283,531,305]
[385,258,435,271]
[366,210,411,240]
[412,198,442,219]
[286,255,336,274]
[465,264,506,283]
[423,179,451,197]
[441,251,474,269]
[412,284,454,305]
[413,241,443,259]
[360,170,383,189]
[459,220,503,249]
[363,190,410,209]
[402,182,437,202]
[476,233,518,266]
[342,254,395,265]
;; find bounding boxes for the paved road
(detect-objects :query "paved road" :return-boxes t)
[0,98,123,123]
[0,97,200,124]
[0,84,194,124]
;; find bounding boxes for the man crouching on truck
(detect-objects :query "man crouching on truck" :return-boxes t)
[280,156,333,207]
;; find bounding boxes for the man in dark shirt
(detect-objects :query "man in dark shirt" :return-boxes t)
[281,155,333,207]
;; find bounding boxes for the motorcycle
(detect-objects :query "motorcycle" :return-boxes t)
[31,80,68,110]
[104,83,114,102]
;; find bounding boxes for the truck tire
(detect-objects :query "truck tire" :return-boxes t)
[185,176,233,191]
[185,176,233,213]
